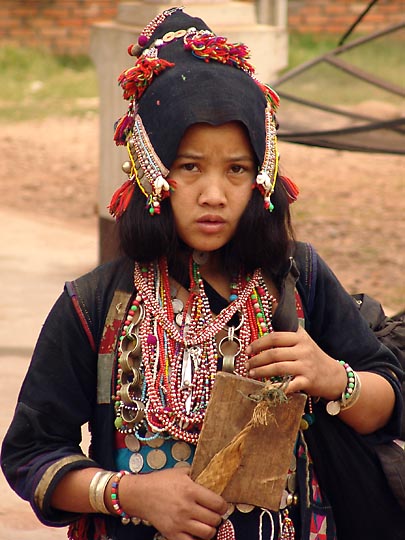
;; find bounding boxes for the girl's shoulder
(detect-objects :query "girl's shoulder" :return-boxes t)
[64,256,135,347]
[67,256,134,299]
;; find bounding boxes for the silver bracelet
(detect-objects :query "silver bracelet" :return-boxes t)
[326,362,361,416]
[89,470,115,514]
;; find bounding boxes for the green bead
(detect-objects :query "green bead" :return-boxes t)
[114,417,123,429]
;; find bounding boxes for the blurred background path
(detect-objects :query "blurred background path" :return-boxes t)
[0,209,97,539]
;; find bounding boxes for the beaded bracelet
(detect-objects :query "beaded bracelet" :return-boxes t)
[88,470,116,514]
[326,361,361,416]
[110,470,131,524]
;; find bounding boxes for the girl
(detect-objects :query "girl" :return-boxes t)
[2,8,403,540]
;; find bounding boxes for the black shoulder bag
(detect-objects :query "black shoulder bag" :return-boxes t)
[288,244,405,530]
[351,293,405,510]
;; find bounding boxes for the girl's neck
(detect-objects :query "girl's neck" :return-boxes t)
[193,251,233,300]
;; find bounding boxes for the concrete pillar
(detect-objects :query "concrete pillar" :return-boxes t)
[90,1,288,262]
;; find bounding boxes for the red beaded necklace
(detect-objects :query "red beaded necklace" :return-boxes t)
[114,257,275,443]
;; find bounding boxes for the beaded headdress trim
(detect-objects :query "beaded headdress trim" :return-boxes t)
[109,113,172,218]
[109,7,285,219]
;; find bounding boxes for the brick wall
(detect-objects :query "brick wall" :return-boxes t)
[288,0,404,35]
[0,1,403,55]
[0,0,119,55]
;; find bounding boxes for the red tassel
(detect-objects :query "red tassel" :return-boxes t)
[94,517,108,539]
[280,175,299,203]
[118,57,175,101]
[108,179,135,219]
[68,516,90,540]
[113,113,135,146]
[184,33,255,73]
[255,80,280,111]
[68,516,108,540]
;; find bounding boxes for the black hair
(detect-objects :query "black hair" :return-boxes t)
[118,176,295,284]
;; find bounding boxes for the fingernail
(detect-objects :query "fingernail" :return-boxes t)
[246,345,252,355]
[249,369,255,378]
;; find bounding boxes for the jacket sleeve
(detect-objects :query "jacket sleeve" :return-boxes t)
[295,242,403,441]
[1,290,99,526]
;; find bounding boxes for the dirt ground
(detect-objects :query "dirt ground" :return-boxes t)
[1,115,403,312]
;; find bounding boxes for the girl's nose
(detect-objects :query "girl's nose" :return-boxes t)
[198,175,226,207]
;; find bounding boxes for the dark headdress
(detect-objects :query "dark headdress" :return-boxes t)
[109,7,295,219]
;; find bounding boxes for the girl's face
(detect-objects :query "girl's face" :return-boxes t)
[169,121,256,253]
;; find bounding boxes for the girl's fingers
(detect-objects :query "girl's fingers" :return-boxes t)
[246,330,299,356]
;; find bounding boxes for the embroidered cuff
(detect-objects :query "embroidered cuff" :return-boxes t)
[33,454,97,526]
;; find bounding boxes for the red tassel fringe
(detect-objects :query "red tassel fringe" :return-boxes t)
[118,57,175,101]
[113,114,135,146]
[280,175,299,203]
[68,516,108,540]
[255,80,280,111]
[108,179,135,219]
[184,33,255,73]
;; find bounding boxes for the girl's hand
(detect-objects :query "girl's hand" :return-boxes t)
[245,326,347,401]
[120,466,227,540]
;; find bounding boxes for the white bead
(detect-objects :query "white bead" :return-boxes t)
[256,172,271,190]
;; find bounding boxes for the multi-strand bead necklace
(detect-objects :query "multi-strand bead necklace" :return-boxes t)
[114,256,275,444]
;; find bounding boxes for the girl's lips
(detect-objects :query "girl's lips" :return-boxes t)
[196,216,226,234]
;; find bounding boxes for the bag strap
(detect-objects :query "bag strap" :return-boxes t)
[277,243,318,332]
[273,256,300,331]
[303,242,318,317]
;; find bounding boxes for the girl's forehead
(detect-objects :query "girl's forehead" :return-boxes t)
[177,122,255,152]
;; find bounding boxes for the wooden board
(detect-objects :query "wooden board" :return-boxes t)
[190,372,306,510]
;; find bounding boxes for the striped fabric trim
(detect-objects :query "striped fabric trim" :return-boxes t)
[34,455,94,512]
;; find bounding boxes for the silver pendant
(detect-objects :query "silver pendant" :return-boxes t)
[192,250,209,265]
[172,298,184,314]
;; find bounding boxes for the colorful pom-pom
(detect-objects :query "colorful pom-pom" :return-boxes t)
[138,35,149,47]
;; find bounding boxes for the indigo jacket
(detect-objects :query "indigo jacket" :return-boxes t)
[1,242,404,539]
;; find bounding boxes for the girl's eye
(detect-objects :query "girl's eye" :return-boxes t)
[182,163,197,171]
[230,164,245,174]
